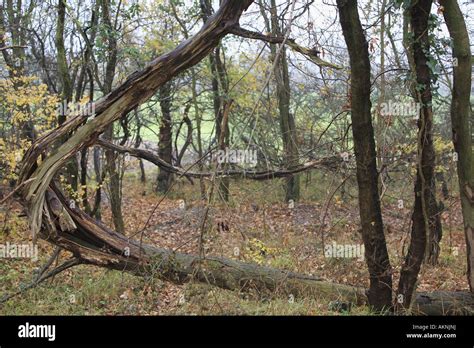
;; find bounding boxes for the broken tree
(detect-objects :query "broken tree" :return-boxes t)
[12,0,474,315]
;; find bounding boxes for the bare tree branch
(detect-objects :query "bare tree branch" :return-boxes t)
[229,25,342,69]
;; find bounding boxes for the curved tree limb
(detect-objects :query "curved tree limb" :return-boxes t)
[18,0,255,239]
[96,139,342,180]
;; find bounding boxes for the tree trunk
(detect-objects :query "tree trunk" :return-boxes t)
[157,82,174,193]
[210,47,231,202]
[397,0,440,310]
[92,147,103,220]
[336,0,392,312]
[269,0,300,202]
[191,69,207,200]
[440,0,474,292]
[55,0,79,193]
[101,0,124,234]
[104,125,125,234]
[201,0,231,202]
[79,54,96,215]
[402,2,443,267]
[79,148,91,213]
[134,109,146,183]
[376,0,387,173]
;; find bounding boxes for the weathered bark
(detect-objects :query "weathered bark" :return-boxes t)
[157,82,174,193]
[336,0,392,311]
[79,148,91,213]
[104,129,125,234]
[79,56,97,215]
[397,0,439,310]
[212,50,231,202]
[440,0,474,292]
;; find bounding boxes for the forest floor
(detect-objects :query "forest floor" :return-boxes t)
[0,168,468,315]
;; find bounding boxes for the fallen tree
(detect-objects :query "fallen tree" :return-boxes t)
[6,187,474,314]
[4,184,471,315]
[11,0,474,315]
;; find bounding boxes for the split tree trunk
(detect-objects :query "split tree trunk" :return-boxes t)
[18,0,255,262]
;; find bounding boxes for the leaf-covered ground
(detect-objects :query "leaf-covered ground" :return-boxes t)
[0,170,468,315]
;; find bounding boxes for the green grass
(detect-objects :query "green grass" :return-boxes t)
[0,263,372,315]
[176,283,372,315]
[138,117,216,143]
[0,264,164,315]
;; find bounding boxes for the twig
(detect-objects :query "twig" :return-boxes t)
[34,247,62,281]
[0,177,36,205]
[0,45,28,51]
